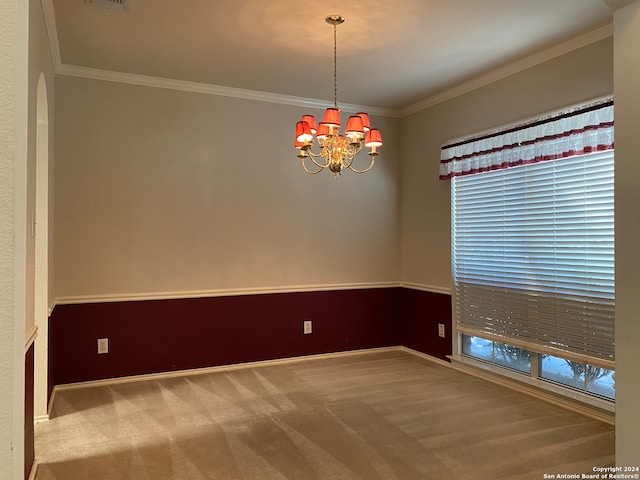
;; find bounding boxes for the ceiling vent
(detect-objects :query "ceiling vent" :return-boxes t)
[85,0,128,11]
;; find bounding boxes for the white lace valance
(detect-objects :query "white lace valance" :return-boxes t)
[439,98,614,180]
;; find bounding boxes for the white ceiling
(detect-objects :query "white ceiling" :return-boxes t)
[47,0,617,115]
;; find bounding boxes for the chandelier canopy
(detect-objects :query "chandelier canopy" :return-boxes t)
[294,15,383,177]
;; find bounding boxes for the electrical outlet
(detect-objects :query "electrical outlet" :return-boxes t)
[97,337,109,354]
[303,320,312,335]
[438,324,445,338]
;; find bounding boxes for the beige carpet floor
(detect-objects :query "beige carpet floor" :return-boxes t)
[35,349,614,480]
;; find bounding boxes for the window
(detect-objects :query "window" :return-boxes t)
[463,335,615,400]
[540,354,615,400]
[441,98,615,403]
[462,335,531,374]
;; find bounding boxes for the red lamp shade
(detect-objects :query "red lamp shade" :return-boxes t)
[321,108,341,128]
[301,114,317,134]
[295,120,313,143]
[364,128,383,148]
[356,112,371,132]
[345,115,364,136]
[316,122,330,141]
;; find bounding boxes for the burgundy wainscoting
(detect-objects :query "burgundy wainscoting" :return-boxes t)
[399,288,452,362]
[25,343,35,480]
[49,288,403,394]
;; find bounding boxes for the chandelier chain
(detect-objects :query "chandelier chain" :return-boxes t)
[333,21,338,109]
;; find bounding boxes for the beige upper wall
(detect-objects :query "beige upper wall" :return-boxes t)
[399,37,614,290]
[54,37,614,300]
[54,78,401,299]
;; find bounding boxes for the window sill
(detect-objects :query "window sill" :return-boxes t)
[447,354,614,424]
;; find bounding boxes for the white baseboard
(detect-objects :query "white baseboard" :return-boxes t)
[34,414,49,424]
[400,346,452,367]
[51,346,402,394]
[444,354,614,425]
[400,348,614,424]
[28,457,39,480]
[47,345,613,426]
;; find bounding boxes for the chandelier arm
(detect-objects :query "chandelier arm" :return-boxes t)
[347,156,375,174]
[305,149,331,168]
[300,157,325,174]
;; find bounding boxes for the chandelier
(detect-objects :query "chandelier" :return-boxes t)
[294,15,383,177]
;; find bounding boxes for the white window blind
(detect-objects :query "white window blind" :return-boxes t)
[451,150,615,369]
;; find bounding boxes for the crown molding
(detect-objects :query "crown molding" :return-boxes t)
[41,0,612,119]
[41,0,61,68]
[400,23,614,117]
[40,0,398,117]
[55,63,401,118]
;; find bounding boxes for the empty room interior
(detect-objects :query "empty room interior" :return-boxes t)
[3,0,640,479]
